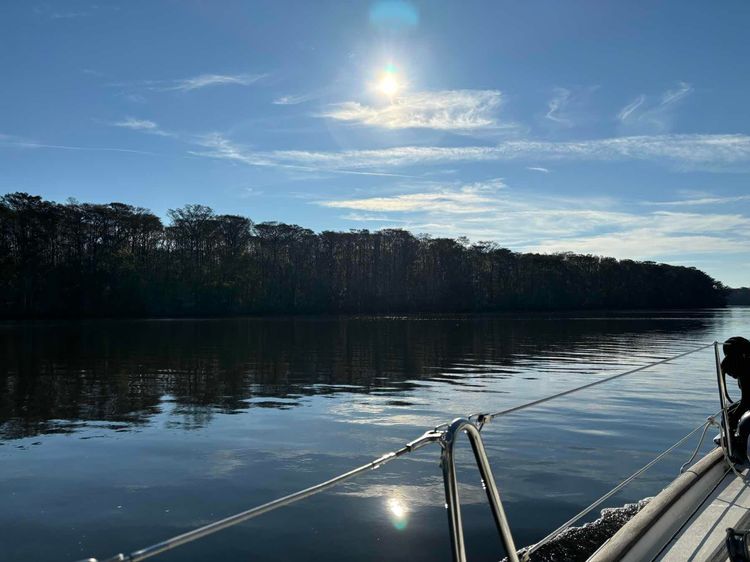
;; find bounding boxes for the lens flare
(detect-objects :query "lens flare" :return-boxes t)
[369,1,419,31]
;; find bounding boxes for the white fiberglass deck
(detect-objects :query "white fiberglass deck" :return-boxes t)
[657,467,750,561]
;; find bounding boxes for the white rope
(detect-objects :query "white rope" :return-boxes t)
[679,415,719,473]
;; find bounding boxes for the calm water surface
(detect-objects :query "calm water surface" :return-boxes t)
[2,309,750,561]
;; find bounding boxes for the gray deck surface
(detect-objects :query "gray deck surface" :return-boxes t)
[657,468,750,562]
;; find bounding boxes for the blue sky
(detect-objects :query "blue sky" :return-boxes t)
[2,1,749,286]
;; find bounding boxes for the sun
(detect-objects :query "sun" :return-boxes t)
[378,74,400,96]
[376,63,402,97]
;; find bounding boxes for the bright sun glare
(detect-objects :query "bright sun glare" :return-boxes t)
[388,498,406,518]
[377,63,401,97]
[378,74,400,96]
[386,497,409,530]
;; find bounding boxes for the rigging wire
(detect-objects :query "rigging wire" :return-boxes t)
[476,342,716,427]
[523,412,722,560]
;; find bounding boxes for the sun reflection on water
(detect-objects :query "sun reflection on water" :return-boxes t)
[387,497,409,530]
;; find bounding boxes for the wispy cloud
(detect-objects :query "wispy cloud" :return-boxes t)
[49,11,90,19]
[0,132,157,156]
[340,213,407,223]
[617,82,693,133]
[34,4,93,19]
[320,181,633,243]
[110,117,171,136]
[543,86,599,128]
[318,180,750,262]
[322,180,505,214]
[108,73,267,96]
[545,87,572,125]
[661,81,693,105]
[240,187,264,198]
[642,194,750,207]
[215,134,750,170]
[273,92,320,105]
[190,133,417,178]
[531,229,747,258]
[617,95,645,122]
[321,90,503,130]
[527,166,550,173]
[117,124,750,174]
[166,73,266,92]
[34,3,120,20]
[97,121,750,177]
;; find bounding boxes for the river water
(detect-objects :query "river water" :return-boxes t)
[2,308,749,561]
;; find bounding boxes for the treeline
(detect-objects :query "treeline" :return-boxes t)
[0,192,726,317]
[728,288,750,305]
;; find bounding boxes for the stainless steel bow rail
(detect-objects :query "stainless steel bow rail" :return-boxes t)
[78,341,721,562]
[441,418,519,562]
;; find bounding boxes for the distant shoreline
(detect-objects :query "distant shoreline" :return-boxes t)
[1,306,742,323]
[1,192,728,318]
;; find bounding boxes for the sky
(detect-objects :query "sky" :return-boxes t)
[1,1,750,286]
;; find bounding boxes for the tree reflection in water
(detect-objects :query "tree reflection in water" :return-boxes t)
[0,312,713,439]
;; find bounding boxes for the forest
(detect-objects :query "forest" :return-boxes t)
[728,288,750,305]
[0,192,727,318]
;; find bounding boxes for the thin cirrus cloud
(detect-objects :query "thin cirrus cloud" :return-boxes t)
[321,180,506,214]
[544,86,599,127]
[531,229,747,259]
[202,134,750,170]
[320,181,634,242]
[0,132,157,155]
[110,117,172,136]
[166,73,266,92]
[617,95,645,122]
[94,126,750,173]
[320,89,503,130]
[33,5,92,19]
[340,213,407,223]
[109,73,267,95]
[617,82,693,132]
[323,190,492,214]
[100,123,750,173]
[545,87,572,125]
[190,132,418,178]
[642,194,750,206]
[661,82,693,105]
[317,180,750,260]
[273,92,321,105]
